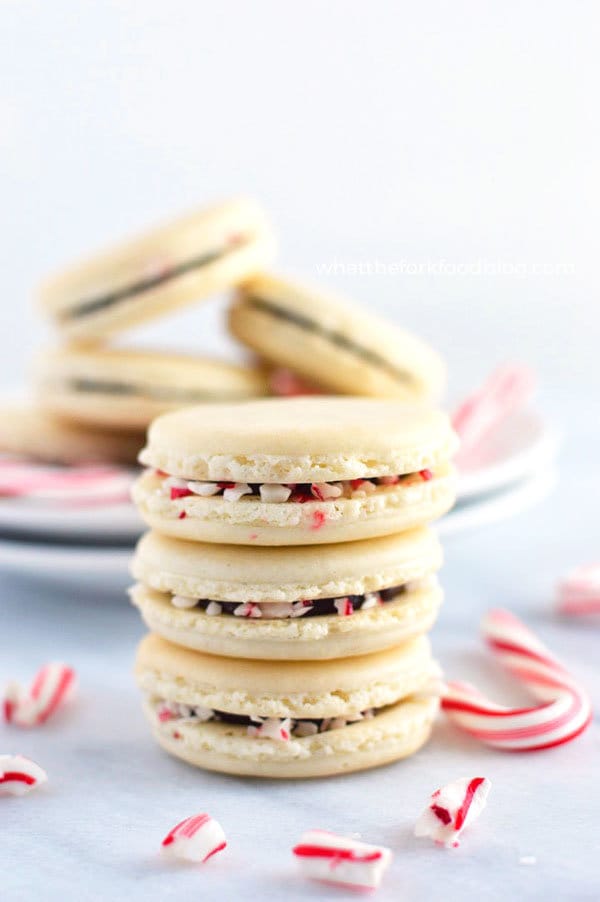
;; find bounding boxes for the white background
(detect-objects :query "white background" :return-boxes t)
[1,1,598,406]
[1,4,599,901]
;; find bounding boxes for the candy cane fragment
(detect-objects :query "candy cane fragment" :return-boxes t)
[162,813,227,863]
[292,829,392,890]
[452,364,535,461]
[0,754,47,796]
[415,776,491,847]
[4,663,77,728]
[557,564,600,616]
[442,609,592,751]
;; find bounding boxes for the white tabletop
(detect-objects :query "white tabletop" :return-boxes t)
[1,438,598,902]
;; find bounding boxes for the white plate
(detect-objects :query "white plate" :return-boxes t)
[0,496,144,540]
[456,408,559,501]
[0,466,557,585]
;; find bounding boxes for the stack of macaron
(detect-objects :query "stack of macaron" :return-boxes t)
[1,198,276,467]
[2,195,448,470]
[131,396,458,778]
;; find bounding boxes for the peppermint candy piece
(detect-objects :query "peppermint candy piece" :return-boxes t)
[162,813,227,863]
[0,754,48,796]
[557,564,600,616]
[259,484,292,503]
[171,595,198,609]
[247,717,291,741]
[415,777,491,848]
[4,662,76,728]
[442,609,592,750]
[293,829,392,890]
[222,483,252,502]
[452,364,536,462]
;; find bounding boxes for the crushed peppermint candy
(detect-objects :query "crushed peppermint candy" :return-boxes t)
[0,754,48,796]
[4,662,76,728]
[293,829,392,890]
[155,471,435,504]
[162,812,227,863]
[154,699,375,739]
[168,584,406,617]
[415,776,491,848]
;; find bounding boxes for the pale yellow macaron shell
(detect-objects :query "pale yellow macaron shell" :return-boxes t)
[136,633,440,778]
[33,347,269,431]
[228,273,446,401]
[39,198,276,341]
[0,403,144,465]
[131,527,442,601]
[138,397,458,482]
[136,632,438,717]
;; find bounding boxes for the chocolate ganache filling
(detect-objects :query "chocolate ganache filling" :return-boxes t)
[185,585,407,618]
[65,241,242,321]
[245,295,416,385]
[64,378,250,403]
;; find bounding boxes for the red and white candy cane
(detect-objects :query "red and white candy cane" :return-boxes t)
[4,662,77,728]
[162,813,227,863]
[557,564,600,616]
[452,364,535,461]
[0,459,134,505]
[0,754,47,796]
[442,609,592,751]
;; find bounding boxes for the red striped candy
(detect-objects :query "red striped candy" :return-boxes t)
[442,609,592,751]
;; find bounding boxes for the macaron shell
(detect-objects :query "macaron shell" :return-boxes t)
[131,579,443,660]
[0,404,144,465]
[143,693,439,778]
[34,348,269,430]
[131,527,442,602]
[132,465,456,545]
[135,632,438,718]
[229,274,445,401]
[138,397,458,483]
[39,198,275,341]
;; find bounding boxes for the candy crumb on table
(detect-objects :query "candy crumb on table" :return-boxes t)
[0,754,48,796]
[414,776,491,848]
[161,813,227,863]
[292,829,392,890]
[4,662,77,728]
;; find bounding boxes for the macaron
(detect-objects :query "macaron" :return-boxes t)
[33,347,269,431]
[130,528,443,660]
[135,633,441,778]
[39,198,275,342]
[0,403,143,465]
[228,274,445,401]
[133,397,458,545]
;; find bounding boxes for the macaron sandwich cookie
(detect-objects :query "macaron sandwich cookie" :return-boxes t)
[133,397,458,545]
[130,528,443,660]
[135,632,441,778]
[39,198,275,342]
[34,347,269,430]
[0,403,144,465]
[228,274,445,401]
